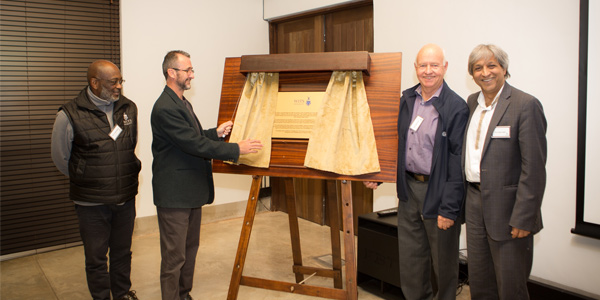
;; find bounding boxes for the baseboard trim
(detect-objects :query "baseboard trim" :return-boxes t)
[528,276,599,300]
[2,198,271,261]
[0,242,83,262]
[134,197,271,237]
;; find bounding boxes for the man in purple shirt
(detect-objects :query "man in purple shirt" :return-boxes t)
[365,44,468,300]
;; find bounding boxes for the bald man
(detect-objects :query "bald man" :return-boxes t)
[51,60,140,300]
[365,44,468,300]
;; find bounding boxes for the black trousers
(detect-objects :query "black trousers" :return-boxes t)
[75,200,136,300]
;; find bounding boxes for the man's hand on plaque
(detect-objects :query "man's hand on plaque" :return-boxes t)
[238,139,263,155]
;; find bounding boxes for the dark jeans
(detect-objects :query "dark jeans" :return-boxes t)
[75,200,136,300]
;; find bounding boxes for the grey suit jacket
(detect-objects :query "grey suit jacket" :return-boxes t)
[463,82,547,241]
[151,86,239,208]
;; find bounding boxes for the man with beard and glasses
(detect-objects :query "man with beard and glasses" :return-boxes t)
[51,60,141,300]
[150,50,262,300]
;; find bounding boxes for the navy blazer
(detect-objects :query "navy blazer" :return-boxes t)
[396,81,469,221]
[151,86,239,208]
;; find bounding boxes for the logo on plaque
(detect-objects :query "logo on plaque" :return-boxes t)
[272,92,324,139]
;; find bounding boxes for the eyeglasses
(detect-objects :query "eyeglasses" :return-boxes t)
[172,67,195,74]
[95,78,125,86]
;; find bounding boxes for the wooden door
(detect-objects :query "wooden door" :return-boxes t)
[272,16,324,53]
[268,1,375,229]
[324,5,374,52]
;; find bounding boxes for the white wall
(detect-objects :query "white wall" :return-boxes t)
[265,0,600,295]
[121,0,269,218]
[372,0,599,296]
[121,0,600,296]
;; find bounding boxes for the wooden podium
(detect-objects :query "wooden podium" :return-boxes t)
[214,52,402,299]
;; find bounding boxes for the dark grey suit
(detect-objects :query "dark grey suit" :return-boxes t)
[151,85,239,300]
[463,83,547,300]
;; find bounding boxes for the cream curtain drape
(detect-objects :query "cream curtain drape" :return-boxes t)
[304,71,380,175]
[227,72,279,168]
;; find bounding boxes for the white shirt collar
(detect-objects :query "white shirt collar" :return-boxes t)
[477,84,505,111]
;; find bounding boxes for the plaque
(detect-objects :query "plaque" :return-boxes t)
[272,91,325,139]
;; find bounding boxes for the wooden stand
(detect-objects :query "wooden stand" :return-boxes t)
[227,176,358,299]
[215,52,402,300]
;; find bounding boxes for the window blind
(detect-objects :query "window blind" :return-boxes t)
[0,0,121,256]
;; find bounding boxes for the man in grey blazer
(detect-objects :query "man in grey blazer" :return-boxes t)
[151,50,262,300]
[463,44,547,300]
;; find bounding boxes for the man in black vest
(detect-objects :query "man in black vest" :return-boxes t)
[51,60,140,300]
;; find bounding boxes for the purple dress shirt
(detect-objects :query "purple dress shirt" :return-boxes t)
[405,85,441,175]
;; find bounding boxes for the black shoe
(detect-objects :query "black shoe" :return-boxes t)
[118,290,139,300]
[183,295,193,300]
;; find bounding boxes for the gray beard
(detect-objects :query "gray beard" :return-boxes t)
[100,87,119,102]
[178,80,191,91]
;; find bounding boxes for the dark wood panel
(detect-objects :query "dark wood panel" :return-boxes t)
[240,51,370,74]
[325,6,374,52]
[295,178,326,224]
[272,15,324,54]
[266,0,372,24]
[271,177,374,228]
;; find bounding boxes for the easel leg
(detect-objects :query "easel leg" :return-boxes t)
[227,175,262,300]
[326,180,343,289]
[284,178,305,283]
[341,180,358,300]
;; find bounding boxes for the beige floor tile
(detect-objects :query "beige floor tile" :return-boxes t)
[1,256,58,300]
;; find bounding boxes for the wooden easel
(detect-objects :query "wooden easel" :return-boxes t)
[227,176,356,299]
[214,52,402,300]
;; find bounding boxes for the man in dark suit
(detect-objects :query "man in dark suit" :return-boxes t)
[365,44,469,300]
[151,50,262,300]
[463,44,547,300]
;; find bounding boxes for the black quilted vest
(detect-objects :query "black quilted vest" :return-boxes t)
[61,88,141,204]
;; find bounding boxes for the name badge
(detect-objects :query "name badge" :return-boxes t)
[410,116,424,132]
[109,125,123,141]
[492,126,510,138]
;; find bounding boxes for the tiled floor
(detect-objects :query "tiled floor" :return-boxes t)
[1,211,471,299]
